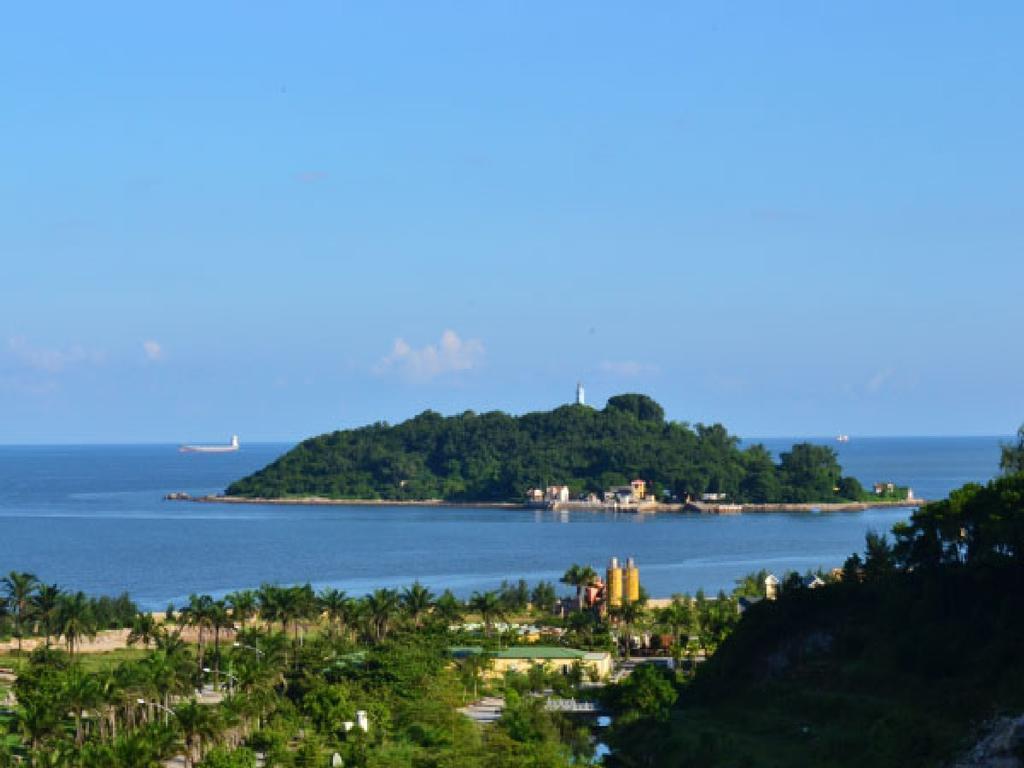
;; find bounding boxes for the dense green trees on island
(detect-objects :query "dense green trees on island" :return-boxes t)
[227,394,861,503]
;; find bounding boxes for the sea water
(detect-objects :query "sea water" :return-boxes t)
[0,437,1005,609]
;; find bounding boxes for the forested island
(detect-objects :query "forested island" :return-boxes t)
[226,394,869,504]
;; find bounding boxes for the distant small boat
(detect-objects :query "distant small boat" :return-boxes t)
[836,434,850,443]
[179,435,240,454]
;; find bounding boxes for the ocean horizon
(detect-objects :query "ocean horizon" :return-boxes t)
[0,436,1006,609]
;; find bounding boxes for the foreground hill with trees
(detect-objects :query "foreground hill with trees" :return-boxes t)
[605,446,1024,767]
[227,394,864,503]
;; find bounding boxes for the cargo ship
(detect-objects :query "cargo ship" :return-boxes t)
[179,435,240,453]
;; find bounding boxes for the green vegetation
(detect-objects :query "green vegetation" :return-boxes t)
[0,573,139,652]
[227,394,861,503]
[604,470,1024,767]
[1001,423,1024,475]
[0,575,620,767]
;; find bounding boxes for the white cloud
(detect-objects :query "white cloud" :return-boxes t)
[376,330,484,380]
[142,340,164,361]
[599,360,659,377]
[7,336,104,373]
[866,368,894,394]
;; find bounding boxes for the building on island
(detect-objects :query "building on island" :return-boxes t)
[545,485,570,503]
[701,492,728,502]
[630,479,647,501]
[576,381,585,406]
[764,573,780,600]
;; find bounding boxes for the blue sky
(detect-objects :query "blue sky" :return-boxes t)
[1,2,1022,442]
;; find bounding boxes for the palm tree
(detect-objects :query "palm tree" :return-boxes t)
[128,612,159,648]
[62,664,101,746]
[224,590,257,631]
[108,729,166,768]
[457,652,493,701]
[208,600,235,690]
[31,583,63,646]
[401,581,434,628]
[2,570,39,653]
[609,601,645,660]
[56,591,97,655]
[93,666,123,742]
[433,589,464,625]
[317,587,350,633]
[657,597,692,648]
[561,564,597,610]
[14,696,60,752]
[173,699,222,768]
[468,591,506,637]
[141,649,191,724]
[362,589,401,643]
[256,583,285,633]
[281,584,317,642]
[178,594,215,676]
[154,626,188,658]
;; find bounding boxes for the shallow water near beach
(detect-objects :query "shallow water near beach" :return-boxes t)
[0,437,1004,609]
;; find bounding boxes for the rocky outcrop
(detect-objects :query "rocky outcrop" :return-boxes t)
[953,715,1024,768]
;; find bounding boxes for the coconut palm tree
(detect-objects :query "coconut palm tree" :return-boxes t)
[433,589,464,625]
[173,699,222,768]
[255,583,283,632]
[56,591,97,655]
[92,666,123,742]
[657,597,692,648]
[609,600,645,660]
[468,591,506,637]
[560,564,597,610]
[224,590,257,631]
[362,589,401,643]
[401,581,434,628]
[62,664,101,746]
[282,583,317,642]
[141,649,191,725]
[208,600,236,691]
[128,612,159,648]
[2,570,39,653]
[316,587,350,633]
[154,626,188,657]
[14,696,61,752]
[179,594,216,676]
[31,583,63,646]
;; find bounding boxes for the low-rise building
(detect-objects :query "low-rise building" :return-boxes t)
[606,486,635,504]
[546,485,570,503]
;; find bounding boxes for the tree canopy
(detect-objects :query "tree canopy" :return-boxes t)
[227,395,860,503]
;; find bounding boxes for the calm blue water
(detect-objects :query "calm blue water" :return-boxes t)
[0,437,1004,609]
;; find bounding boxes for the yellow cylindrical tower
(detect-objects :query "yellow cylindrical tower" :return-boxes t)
[606,557,623,607]
[625,557,640,603]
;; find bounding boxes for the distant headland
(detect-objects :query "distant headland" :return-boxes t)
[216,393,917,509]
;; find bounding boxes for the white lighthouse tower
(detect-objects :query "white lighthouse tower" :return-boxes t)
[576,381,585,406]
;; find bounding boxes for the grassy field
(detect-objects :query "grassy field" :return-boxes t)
[0,647,149,675]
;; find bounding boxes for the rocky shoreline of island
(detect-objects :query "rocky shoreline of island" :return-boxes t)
[164,492,924,514]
